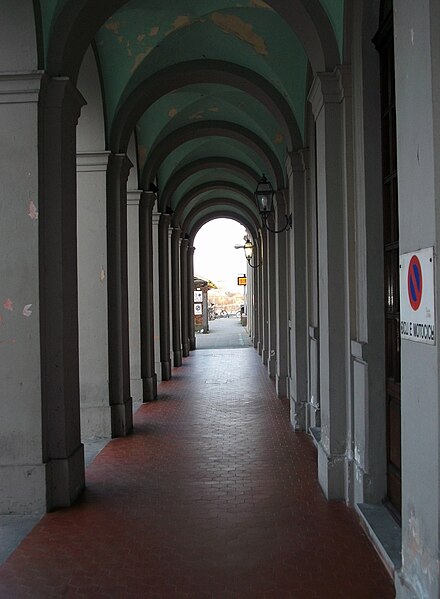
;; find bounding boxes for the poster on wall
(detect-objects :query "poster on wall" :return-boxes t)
[194,291,203,303]
[400,247,435,345]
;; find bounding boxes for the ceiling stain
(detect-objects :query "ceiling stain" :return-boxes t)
[105,21,121,35]
[169,16,192,33]
[137,34,146,42]
[149,26,160,37]
[131,48,153,73]
[274,133,284,144]
[209,107,220,112]
[189,110,205,120]
[210,13,268,56]
[249,0,273,9]
[168,108,178,118]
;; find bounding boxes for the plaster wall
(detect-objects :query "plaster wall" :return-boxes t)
[394,1,440,596]
[0,73,45,513]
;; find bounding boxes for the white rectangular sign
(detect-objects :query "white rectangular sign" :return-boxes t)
[194,303,203,316]
[194,291,203,303]
[400,247,435,345]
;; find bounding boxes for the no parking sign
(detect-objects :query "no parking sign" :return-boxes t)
[400,247,435,344]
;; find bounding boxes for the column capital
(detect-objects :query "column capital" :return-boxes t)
[152,211,161,226]
[181,237,189,251]
[0,70,44,104]
[77,151,111,173]
[308,67,351,119]
[140,191,156,212]
[127,189,142,206]
[44,77,86,125]
[286,149,310,176]
[171,227,182,241]
[188,245,195,256]
[108,153,133,186]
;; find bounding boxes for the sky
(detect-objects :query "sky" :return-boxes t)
[193,218,248,293]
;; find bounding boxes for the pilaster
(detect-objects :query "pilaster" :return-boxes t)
[77,151,112,438]
[152,211,162,383]
[287,150,309,430]
[171,229,183,365]
[127,190,142,404]
[188,246,196,351]
[275,191,290,399]
[139,191,157,401]
[159,212,172,381]
[308,69,348,499]
[180,238,190,357]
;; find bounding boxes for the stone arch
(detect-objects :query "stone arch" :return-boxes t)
[182,199,261,239]
[142,121,285,196]
[46,0,339,82]
[110,60,301,153]
[161,157,260,210]
[172,181,258,228]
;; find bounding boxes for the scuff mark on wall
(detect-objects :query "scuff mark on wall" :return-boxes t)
[3,299,13,312]
[210,13,268,56]
[22,304,32,318]
[100,269,106,282]
[168,108,178,118]
[28,201,38,220]
[274,133,284,144]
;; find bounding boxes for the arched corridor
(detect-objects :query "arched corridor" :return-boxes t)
[0,349,393,598]
[2,1,440,597]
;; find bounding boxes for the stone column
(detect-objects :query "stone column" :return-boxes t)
[127,190,142,404]
[275,191,290,398]
[180,238,190,357]
[171,229,183,366]
[152,211,162,380]
[308,70,347,500]
[394,2,440,597]
[267,217,277,377]
[287,151,309,430]
[106,153,133,437]
[139,192,157,401]
[261,228,269,365]
[77,151,112,439]
[40,77,86,509]
[158,212,172,380]
[0,72,47,513]
[188,246,196,351]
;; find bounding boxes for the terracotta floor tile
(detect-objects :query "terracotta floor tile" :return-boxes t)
[0,348,394,599]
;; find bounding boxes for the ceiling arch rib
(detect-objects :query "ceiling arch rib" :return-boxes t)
[141,121,285,196]
[110,60,300,153]
[45,0,340,83]
[160,158,260,210]
[186,205,260,245]
[172,181,259,228]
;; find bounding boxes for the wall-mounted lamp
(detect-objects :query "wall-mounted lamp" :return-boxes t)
[243,238,261,269]
[255,174,292,234]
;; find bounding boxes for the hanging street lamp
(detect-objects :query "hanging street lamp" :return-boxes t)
[254,174,292,234]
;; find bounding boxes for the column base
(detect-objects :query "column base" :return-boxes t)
[111,398,133,437]
[142,375,157,402]
[262,349,268,366]
[0,464,47,514]
[161,360,172,381]
[276,374,288,399]
[80,405,112,438]
[290,394,306,431]
[268,354,277,378]
[174,350,183,367]
[317,441,345,500]
[395,570,423,599]
[182,343,190,358]
[46,443,85,511]
[257,341,263,355]
[190,338,196,351]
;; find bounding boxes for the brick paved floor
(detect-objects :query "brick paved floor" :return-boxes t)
[0,348,395,599]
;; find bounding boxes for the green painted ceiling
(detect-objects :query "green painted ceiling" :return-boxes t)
[39,0,345,232]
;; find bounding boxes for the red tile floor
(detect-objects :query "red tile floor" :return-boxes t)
[0,348,395,599]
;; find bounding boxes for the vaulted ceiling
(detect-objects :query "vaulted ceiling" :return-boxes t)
[39,0,345,233]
